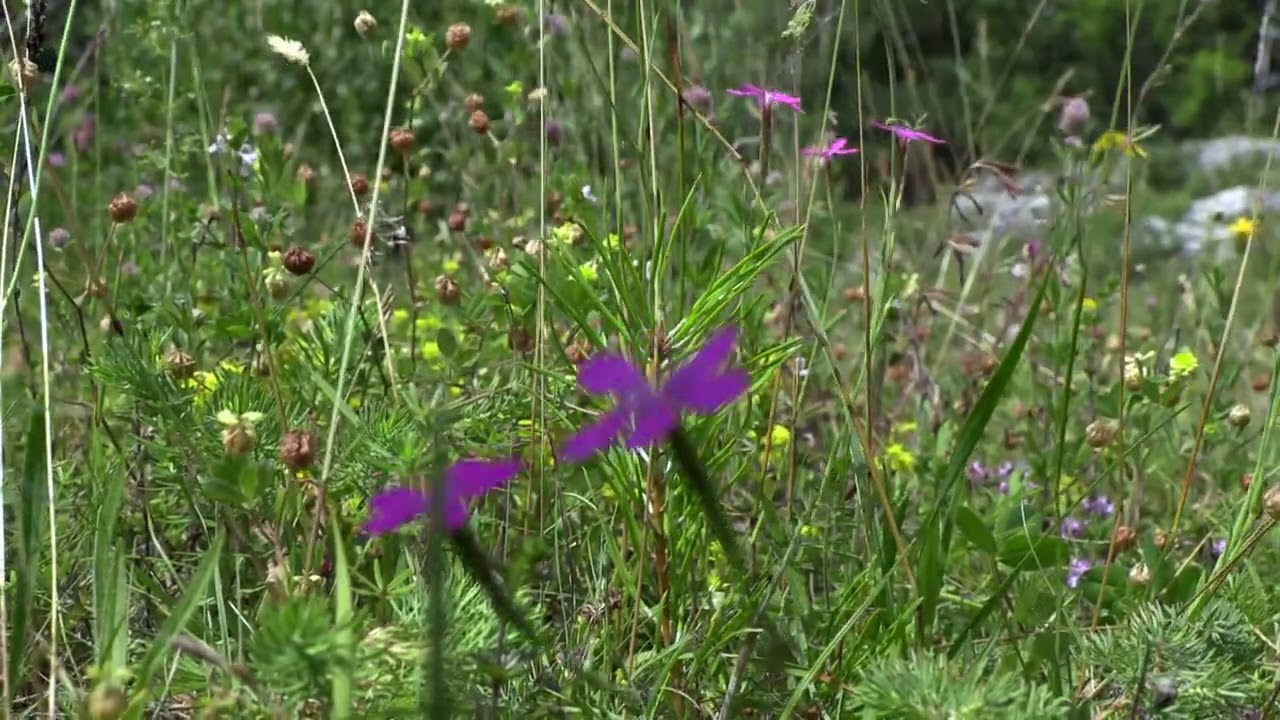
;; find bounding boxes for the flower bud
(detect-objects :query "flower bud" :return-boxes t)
[446,22,471,51]
[1111,525,1137,553]
[1058,96,1090,136]
[1264,485,1280,521]
[1128,562,1152,588]
[435,275,461,305]
[1085,418,1118,449]
[108,193,138,223]
[1228,403,1252,429]
[354,10,378,36]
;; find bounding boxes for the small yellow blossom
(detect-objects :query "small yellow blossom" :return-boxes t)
[577,261,599,284]
[800,524,821,538]
[1169,349,1199,380]
[443,257,461,274]
[883,442,916,474]
[1081,297,1098,314]
[1230,217,1258,252]
[1091,129,1147,159]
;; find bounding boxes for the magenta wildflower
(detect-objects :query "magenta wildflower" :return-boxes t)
[362,457,521,535]
[726,84,802,113]
[559,327,750,463]
[873,120,945,145]
[802,137,859,163]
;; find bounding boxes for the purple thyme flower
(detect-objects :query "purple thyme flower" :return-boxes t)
[362,457,521,535]
[727,84,802,113]
[802,137,859,164]
[1081,495,1115,517]
[966,461,988,483]
[559,326,750,463]
[1060,517,1084,539]
[1067,557,1091,588]
[873,120,945,145]
[1211,538,1227,559]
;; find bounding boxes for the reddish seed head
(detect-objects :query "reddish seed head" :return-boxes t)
[446,22,472,51]
[349,173,370,197]
[389,127,415,154]
[279,429,317,471]
[108,193,138,223]
[282,246,315,275]
[468,110,490,134]
[435,275,461,305]
[349,218,376,247]
[447,211,467,232]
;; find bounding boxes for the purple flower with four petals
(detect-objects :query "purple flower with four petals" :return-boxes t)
[363,457,522,535]
[727,84,803,113]
[873,120,945,145]
[558,327,750,463]
[802,137,859,164]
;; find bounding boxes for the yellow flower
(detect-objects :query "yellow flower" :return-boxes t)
[420,340,442,362]
[1091,129,1147,159]
[768,424,791,448]
[1081,297,1098,314]
[577,261,599,284]
[1169,349,1199,380]
[443,257,461,274]
[883,442,916,474]
[800,524,821,538]
[1230,216,1258,252]
[891,421,917,437]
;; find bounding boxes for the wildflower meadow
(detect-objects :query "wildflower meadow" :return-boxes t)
[4,0,1280,718]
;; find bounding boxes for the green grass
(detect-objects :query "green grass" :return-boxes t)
[2,0,1280,718]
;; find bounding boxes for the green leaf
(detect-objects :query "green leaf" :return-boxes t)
[436,327,457,358]
[996,532,1069,569]
[953,505,997,555]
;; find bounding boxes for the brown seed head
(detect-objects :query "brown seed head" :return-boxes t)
[296,164,317,184]
[468,110,490,134]
[447,211,467,233]
[566,340,591,364]
[283,246,316,275]
[1111,525,1137,553]
[496,4,524,26]
[446,22,472,51]
[165,349,196,379]
[1242,472,1253,491]
[435,275,461,305]
[1228,403,1252,429]
[354,10,378,36]
[222,425,256,456]
[1253,374,1271,393]
[279,429,317,471]
[349,218,376,247]
[390,127,415,154]
[416,199,437,216]
[464,93,485,111]
[108,193,138,224]
[349,173,370,197]
[1128,562,1152,588]
[1265,485,1280,521]
[508,327,533,353]
[1154,529,1169,550]
[1085,418,1118,449]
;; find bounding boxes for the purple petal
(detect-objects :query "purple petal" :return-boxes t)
[801,145,824,157]
[362,487,429,535]
[768,92,803,112]
[559,408,631,463]
[446,457,521,501]
[664,327,740,399]
[726,84,765,99]
[677,369,749,414]
[576,355,648,397]
[829,138,848,153]
[622,401,680,449]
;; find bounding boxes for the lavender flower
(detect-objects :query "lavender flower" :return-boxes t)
[873,120,945,145]
[1081,495,1115,517]
[559,327,749,463]
[1211,538,1227,559]
[966,461,988,483]
[802,137,859,165]
[1067,557,1091,588]
[727,84,802,113]
[362,457,521,535]
[1060,517,1084,539]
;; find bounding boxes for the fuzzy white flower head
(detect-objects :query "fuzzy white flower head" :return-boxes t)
[266,35,310,66]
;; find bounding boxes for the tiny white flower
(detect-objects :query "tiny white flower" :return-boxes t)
[266,35,310,66]
[207,132,229,155]
[237,143,258,177]
[581,184,598,203]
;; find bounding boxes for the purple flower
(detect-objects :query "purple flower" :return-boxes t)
[48,153,66,168]
[727,84,802,113]
[59,85,80,104]
[1081,495,1115,517]
[873,120,945,145]
[362,457,521,535]
[802,137,859,164]
[1060,517,1083,539]
[559,327,750,463]
[966,461,988,482]
[1067,557,1091,588]
[1211,538,1227,559]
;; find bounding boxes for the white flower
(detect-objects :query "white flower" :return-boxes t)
[581,184,598,203]
[266,35,310,66]
[237,144,258,177]
[207,131,229,155]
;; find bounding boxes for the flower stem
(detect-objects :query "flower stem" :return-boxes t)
[449,528,542,642]
[667,427,795,665]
